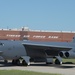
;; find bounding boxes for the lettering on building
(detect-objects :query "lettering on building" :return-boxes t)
[48,36,59,39]
[23,35,30,38]
[33,35,46,38]
[6,34,21,37]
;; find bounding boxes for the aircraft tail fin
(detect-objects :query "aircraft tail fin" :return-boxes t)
[72,36,75,43]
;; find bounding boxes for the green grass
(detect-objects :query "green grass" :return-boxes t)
[62,58,75,63]
[0,70,61,75]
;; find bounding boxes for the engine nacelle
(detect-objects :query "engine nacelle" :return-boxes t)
[59,51,66,58]
[65,51,75,58]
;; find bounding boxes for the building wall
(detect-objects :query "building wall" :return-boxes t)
[27,31,75,42]
[0,30,74,42]
[0,30,21,40]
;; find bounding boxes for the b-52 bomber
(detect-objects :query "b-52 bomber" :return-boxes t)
[0,37,75,66]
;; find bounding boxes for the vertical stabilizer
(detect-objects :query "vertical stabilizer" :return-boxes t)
[72,36,75,43]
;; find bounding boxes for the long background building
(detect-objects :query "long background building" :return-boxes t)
[0,27,74,42]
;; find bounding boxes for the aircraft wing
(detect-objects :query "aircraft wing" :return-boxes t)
[22,42,72,57]
[23,43,72,50]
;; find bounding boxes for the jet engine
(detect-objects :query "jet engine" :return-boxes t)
[65,51,75,58]
[59,51,66,58]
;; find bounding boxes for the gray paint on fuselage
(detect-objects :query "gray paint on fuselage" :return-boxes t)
[23,41,75,48]
[0,40,27,60]
[0,40,75,61]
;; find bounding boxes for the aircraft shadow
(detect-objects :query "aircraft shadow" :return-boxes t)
[55,65,75,68]
[50,62,75,69]
[30,62,75,69]
[0,61,75,69]
[0,62,24,67]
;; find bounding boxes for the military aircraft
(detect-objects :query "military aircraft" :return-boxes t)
[0,36,75,66]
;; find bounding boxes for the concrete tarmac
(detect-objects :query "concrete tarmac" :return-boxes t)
[0,62,75,75]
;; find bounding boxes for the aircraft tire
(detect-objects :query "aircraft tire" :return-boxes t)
[22,60,28,66]
[12,60,17,65]
[16,59,20,66]
[12,59,20,66]
[4,60,8,64]
[55,59,61,65]
[12,60,16,65]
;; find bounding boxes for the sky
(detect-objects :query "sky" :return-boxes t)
[0,0,75,31]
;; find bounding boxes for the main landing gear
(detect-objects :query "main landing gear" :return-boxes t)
[46,56,62,65]
[12,56,30,66]
[12,59,20,66]
[12,59,28,66]
[55,56,62,65]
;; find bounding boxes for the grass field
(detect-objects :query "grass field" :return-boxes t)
[0,70,61,75]
[0,59,74,75]
[62,58,75,63]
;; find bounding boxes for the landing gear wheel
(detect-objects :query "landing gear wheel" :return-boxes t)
[22,60,28,66]
[16,60,20,66]
[55,59,60,65]
[12,60,16,65]
[4,60,8,64]
[12,59,20,66]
